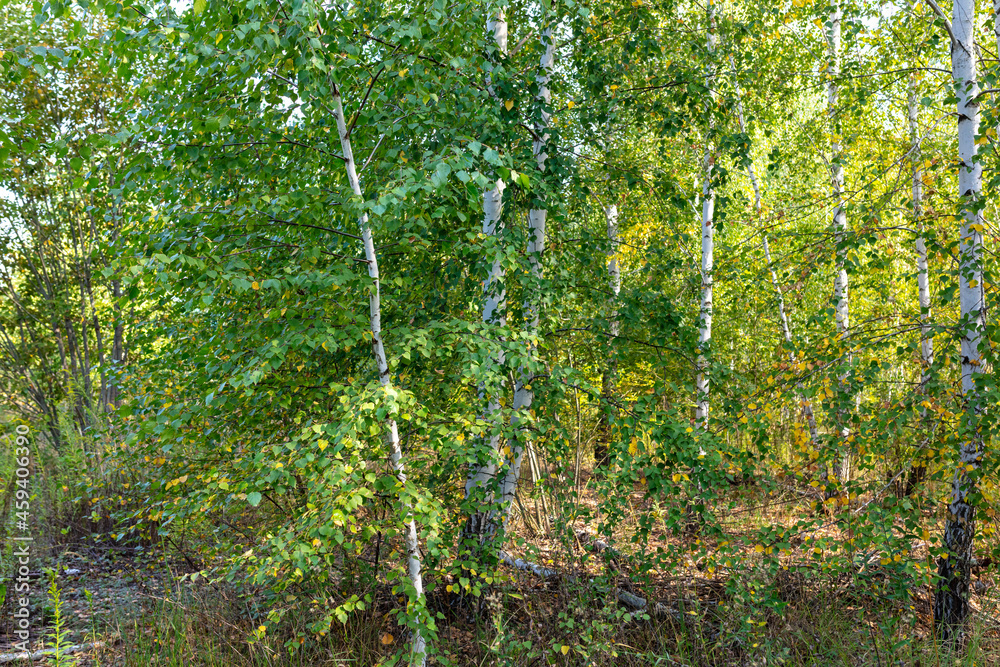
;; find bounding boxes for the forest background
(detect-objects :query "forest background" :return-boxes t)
[2,0,1000,664]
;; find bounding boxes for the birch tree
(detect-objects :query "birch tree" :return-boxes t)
[695,0,717,431]
[596,192,620,469]
[906,71,933,495]
[733,78,819,451]
[498,17,555,525]
[463,7,509,552]
[333,87,429,666]
[932,0,986,640]
[826,1,852,489]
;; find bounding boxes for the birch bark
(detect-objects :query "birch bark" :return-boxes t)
[934,0,985,639]
[826,2,852,489]
[596,198,620,468]
[463,10,509,546]
[733,82,819,450]
[498,23,554,524]
[333,88,427,665]
[905,73,934,496]
[695,0,716,431]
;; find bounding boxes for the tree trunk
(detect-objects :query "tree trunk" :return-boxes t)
[498,21,554,527]
[595,199,620,469]
[826,1,852,490]
[332,88,427,666]
[733,77,820,451]
[907,72,933,497]
[934,0,985,642]
[463,9,508,553]
[695,0,716,432]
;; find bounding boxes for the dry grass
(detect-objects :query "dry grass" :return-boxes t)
[68,470,1000,666]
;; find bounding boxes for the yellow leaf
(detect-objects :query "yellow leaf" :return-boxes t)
[252,281,260,290]
[628,437,638,455]
[560,646,570,655]
[610,85,619,91]
[504,99,514,111]
[567,100,575,108]
[216,32,224,45]
[754,544,764,553]
[381,633,395,645]
[672,473,681,483]
[398,69,408,77]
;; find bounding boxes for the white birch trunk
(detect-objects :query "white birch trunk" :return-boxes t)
[498,23,554,524]
[733,81,819,449]
[828,3,848,340]
[826,2,852,487]
[909,76,933,379]
[935,0,985,639]
[606,203,621,338]
[995,0,1000,61]
[333,89,427,665]
[464,10,509,546]
[905,73,934,497]
[695,0,716,431]
[597,199,620,467]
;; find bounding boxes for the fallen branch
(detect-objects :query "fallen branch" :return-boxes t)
[500,551,557,578]
[498,549,683,619]
[0,636,118,664]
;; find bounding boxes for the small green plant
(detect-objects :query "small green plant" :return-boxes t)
[83,589,101,667]
[45,570,77,667]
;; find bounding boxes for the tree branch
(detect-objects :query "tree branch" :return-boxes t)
[924,0,956,46]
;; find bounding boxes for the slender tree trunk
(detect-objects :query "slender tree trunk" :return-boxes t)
[596,198,620,469]
[934,0,985,641]
[733,80,819,450]
[826,2,852,489]
[906,73,934,496]
[333,88,427,666]
[463,9,508,552]
[498,21,554,526]
[695,0,716,431]
[109,278,124,409]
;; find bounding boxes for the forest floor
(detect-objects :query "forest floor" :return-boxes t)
[2,470,1000,665]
